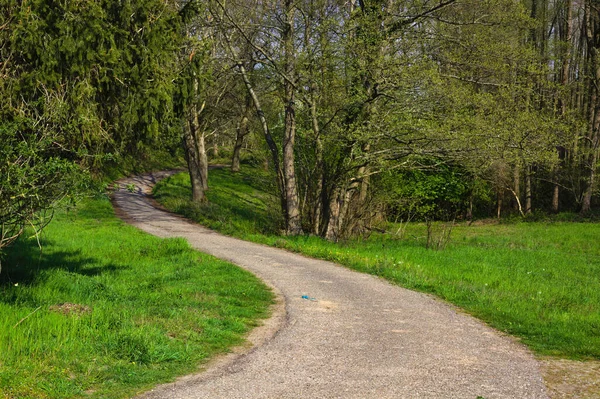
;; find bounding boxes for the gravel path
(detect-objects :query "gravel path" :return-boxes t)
[113,171,549,399]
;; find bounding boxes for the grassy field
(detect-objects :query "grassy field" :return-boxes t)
[0,197,273,399]
[154,166,600,360]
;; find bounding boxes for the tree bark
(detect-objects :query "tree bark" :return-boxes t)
[224,36,287,220]
[560,0,573,115]
[325,187,342,241]
[283,90,302,234]
[309,89,324,235]
[525,164,532,214]
[552,178,560,213]
[582,1,600,213]
[282,0,303,235]
[496,189,503,219]
[182,68,208,203]
[513,163,521,212]
[359,144,371,203]
[232,93,252,172]
[181,20,209,202]
[303,7,325,236]
[326,173,364,240]
[197,128,209,191]
[193,102,209,192]
[582,150,598,212]
[553,0,573,213]
[184,119,205,203]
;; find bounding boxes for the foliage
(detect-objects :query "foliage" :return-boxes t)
[379,163,471,221]
[2,0,600,256]
[209,0,587,239]
[4,0,182,158]
[0,0,183,253]
[0,198,272,399]
[0,118,89,253]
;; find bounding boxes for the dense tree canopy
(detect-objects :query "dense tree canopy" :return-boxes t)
[207,0,590,238]
[2,0,600,251]
[0,0,183,255]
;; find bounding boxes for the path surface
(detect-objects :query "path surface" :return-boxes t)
[113,172,549,399]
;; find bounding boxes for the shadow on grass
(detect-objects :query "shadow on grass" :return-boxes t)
[0,237,127,290]
[156,171,283,235]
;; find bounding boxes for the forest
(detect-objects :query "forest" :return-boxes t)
[2,0,600,247]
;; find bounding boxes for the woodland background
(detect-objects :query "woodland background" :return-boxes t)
[2,0,600,248]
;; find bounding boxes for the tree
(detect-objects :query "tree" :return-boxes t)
[193,0,600,230]
[0,0,183,261]
[212,0,307,234]
[581,0,600,213]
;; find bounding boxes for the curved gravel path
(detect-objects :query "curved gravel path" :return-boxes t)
[113,171,549,399]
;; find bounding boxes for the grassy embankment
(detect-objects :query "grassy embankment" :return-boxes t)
[154,166,600,360]
[0,197,273,399]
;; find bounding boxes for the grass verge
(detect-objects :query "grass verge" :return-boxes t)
[154,166,600,361]
[0,197,273,399]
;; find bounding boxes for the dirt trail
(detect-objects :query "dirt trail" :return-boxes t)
[113,171,549,399]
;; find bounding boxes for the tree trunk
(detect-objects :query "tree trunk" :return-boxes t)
[525,165,532,214]
[282,0,303,235]
[225,37,287,218]
[560,0,573,115]
[303,9,325,236]
[326,173,364,240]
[581,150,597,212]
[197,129,209,191]
[337,187,354,237]
[359,144,371,203]
[582,0,600,213]
[184,120,205,203]
[181,50,209,203]
[310,92,324,235]
[512,163,520,212]
[325,187,342,241]
[187,155,205,202]
[232,94,252,173]
[554,0,572,213]
[496,189,503,219]
[552,178,560,213]
[283,97,302,234]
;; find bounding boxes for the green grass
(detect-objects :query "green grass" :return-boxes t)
[0,197,273,399]
[154,166,600,360]
[153,166,283,237]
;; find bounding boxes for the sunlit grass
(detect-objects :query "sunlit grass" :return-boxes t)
[153,167,282,236]
[0,198,273,399]
[154,166,600,360]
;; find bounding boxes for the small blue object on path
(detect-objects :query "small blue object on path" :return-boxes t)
[301,295,317,301]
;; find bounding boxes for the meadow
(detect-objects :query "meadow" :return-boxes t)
[0,197,273,399]
[154,166,600,360]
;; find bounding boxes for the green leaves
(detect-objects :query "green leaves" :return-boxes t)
[381,164,472,220]
[0,0,186,252]
[0,119,90,251]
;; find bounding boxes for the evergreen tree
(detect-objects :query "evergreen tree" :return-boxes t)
[0,0,184,258]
